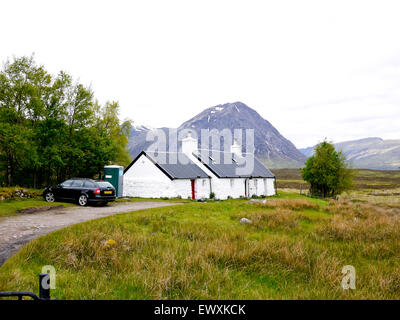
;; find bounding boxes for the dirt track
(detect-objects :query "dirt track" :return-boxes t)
[0,201,180,266]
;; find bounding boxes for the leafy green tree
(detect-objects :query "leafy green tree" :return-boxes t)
[0,55,132,187]
[94,101,133,168]
[301,140,354,198]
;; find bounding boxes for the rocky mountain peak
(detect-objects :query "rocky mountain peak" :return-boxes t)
[129,102,307,168]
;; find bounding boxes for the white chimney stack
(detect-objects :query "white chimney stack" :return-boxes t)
[231,138,242,156]
[181,131,198,156]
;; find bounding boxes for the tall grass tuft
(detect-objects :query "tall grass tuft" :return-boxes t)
[317,201,400,241]
[258,198,320,211]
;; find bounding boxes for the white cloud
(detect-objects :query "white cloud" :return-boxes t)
[1,0,399,148]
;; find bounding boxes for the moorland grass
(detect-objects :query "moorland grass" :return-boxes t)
[0,192,399,299]
[273,168,400,191]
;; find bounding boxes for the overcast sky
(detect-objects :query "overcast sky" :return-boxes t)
[1,0,399,148]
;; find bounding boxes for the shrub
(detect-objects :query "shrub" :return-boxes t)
[0,187,42,201]
[301,140,354,198]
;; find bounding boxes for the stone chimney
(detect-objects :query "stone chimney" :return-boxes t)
[231,138,242,156]
[181,131,198,156]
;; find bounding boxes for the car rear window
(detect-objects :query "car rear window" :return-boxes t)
[97,182,114,188]
[83,180,96,188]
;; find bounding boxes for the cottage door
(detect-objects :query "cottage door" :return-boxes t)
[248,179,257,197]
[191,179,195,200]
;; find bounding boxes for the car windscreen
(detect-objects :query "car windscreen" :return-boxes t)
[97,182,114,188]
[60,180,73,187]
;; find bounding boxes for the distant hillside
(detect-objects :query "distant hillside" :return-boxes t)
[128,102,306,168]
[300,137,400,170]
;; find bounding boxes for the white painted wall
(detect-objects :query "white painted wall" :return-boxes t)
[195,178,212,199]
[172,178,211,199]
[184,153,237,200]
[123,153,212,199]
[123,154,176,198]
[210,178,244,199]
[265,178,276,196]
[124,152,275,200]
[247,178,276,197]
[185,152,276,199]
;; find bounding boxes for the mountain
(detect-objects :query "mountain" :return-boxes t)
[299,137,400,170]
[128,102,307,168]
[127,123,155,159]
[298,146,315,158]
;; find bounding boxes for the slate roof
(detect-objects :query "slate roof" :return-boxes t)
[124,151,210,180]
[192,150,275,178]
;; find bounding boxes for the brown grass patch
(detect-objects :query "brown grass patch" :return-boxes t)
[317,201,400,241]
[244,208,309,230]
[259,198,320,211]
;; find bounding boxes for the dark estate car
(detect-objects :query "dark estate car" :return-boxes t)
[43,178,116,206]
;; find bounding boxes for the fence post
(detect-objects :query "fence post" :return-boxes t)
[39,273,50,300]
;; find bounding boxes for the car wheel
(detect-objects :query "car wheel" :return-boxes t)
[45,192,55,203]
[78,194,88,206]
[44,192,56,202]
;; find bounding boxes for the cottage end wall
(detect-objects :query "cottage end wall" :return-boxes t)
[123,154,175,198]
[124,154,212,199]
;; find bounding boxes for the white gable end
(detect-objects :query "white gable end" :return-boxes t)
[123,153,212,199]
[123,154,175,198]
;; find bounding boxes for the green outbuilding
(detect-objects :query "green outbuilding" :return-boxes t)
[104,165,124,198]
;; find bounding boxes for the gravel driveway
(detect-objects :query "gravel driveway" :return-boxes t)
[0,201,181,266]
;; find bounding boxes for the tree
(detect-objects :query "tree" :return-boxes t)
[301,140,354,198]
[0,55,132,187]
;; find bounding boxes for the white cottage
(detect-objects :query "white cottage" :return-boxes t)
[123,150,211,199]
[181,134,276,199]
[123,133,276,199]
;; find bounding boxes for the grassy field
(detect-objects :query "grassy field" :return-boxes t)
[1,192,399,299]
[273,168,400,207]
[273,168,400,191]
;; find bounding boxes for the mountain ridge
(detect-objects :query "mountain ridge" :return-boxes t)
[300,137,400,170]
[128,102,306,168]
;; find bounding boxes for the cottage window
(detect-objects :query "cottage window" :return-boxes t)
[230,179,235,188]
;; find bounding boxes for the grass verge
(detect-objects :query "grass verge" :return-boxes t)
[0,199,73,218]
[0,193,399,299]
